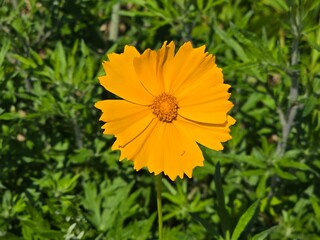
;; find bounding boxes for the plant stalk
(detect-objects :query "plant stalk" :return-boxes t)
[109,2,120,41]
[156,174,163,240]
[275,2,301,158]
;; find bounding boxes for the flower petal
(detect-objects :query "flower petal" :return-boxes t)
[100,46,153,105]
[158,41,176,92]
[173,55,223,95]
[178,84,231,107]
[139,121,166,175]
[174,65,226,104]
[177,82,233,124]
[95,99,148,122]
[178,100,233,124]
[133,41,175,96]
[171,121,204,178]
[115,119,158,164]
[176,115,236,151]
[95,100,154,148]
[139,121,204,180]
[164,42,215,94]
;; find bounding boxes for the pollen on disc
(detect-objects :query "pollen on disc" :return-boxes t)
[151,93,179,122]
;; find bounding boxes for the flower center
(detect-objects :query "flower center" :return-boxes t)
[151,93,178,122]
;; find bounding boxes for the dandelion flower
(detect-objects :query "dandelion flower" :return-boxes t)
[95,41,235,180]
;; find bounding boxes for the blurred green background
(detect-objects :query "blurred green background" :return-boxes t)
[1,0,320,239]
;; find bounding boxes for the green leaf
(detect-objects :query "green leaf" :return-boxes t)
[190,212,216,235]
[310,196,320,218]
[204,0,227,11]
[263,0,288,12]
[196,0,203,10]
[231,200,260,240]
[251,226,278,240]
[241,93,265,112]
[278,160,311,172]
[214,162,230,237]
[162,178,177,195]
[303,95,317,117]
[0,232,22,240]
[256,175,268,198]
[11,54,37,68]
[0,39,10,66]
[80,39,89,57]
[29,48,43,66]
[38,230,64,239]
[54,41,67,81]
[0,112,20,120]
[214,27,249,61]
[273,165,296,180]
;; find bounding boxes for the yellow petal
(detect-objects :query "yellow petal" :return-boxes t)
[100,46,153,105]
[227,116,236,126]
[133,49,163,96]
[164,42,211,94]
[95,100,154,148]
[104,112,154,148]
[171,121,204,178]
[178,83,231,106]
[133,41,176,96]
[141,121,166,175]
[173,55,223,95]
[141,121,204,180]
[117,119,204,180]
[159,41,176,92]
[175,69,226,104]
[95,100,148,122]
[176,115,236,151]
[117,119,158,163]
[177,83,232,124]
[178,100,233,124]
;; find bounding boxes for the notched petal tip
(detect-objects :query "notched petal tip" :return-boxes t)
[227,115,236,126]
[181,41,192,47]
[106,45,140,62]
[165,41,175,49]
[164,172,177,181]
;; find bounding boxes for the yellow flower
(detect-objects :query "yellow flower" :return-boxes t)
[95,41,235,180]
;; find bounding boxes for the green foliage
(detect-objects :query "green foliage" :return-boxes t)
[1,0,320,239]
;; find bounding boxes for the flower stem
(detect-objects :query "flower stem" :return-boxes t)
[156,173,163,240]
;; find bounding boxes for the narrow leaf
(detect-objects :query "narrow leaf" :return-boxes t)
[251,226,277,240]
[231,200,260,240]
[214,162,230,237]
[190,212,216,235]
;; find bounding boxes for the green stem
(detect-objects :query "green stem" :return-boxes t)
[156,174,163,240]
